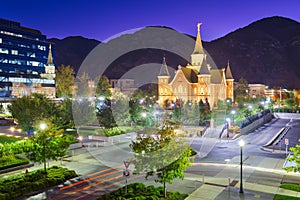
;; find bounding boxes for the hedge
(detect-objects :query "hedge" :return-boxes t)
[0,166,78,200]
[96,182,188,200]
[0,154,29,170]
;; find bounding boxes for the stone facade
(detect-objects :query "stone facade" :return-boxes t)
[158,23,234,108]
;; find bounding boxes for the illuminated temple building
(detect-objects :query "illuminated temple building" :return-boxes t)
[158,23,234,108]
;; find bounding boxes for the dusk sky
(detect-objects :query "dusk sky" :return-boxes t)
[1,0,300,42]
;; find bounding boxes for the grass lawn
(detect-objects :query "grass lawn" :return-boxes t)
[274,194,300,200]
[273,184,300,200]
[0,135,22,144]
[78,126,141,137]
[280,183,300,192]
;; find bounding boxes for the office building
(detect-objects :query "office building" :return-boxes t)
[0,18,55,98]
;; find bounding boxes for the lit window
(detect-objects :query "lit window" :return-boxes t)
[32,61,39,67]
[38,45,46,51]
[0,48,8,54]
[27,52,36,57]
[12,50,18,55]
[0,38,2,43]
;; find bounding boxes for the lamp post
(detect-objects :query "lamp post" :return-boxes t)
[238,139,245,194]
[141,112,147,127]
[231,110,236,124]
[39,123,47,173]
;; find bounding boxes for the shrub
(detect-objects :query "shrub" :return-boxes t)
[0,166,78,200]
[103,127,125,136]
[96,182,187,200]
[0,135,22,144]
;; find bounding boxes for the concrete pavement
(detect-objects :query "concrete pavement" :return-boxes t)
[185,179,300,200]
[185,156,300,200]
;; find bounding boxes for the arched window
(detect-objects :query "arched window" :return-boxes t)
[178,85,183,93]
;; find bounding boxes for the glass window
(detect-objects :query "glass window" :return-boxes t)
[0,38,2,43]
[38,45,46,51]
[0,48,8,54]
[32,61,39,67]
[27,52,36,57]
[12,50,18,55]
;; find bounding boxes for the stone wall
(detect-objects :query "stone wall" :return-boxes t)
[240,113,273,135]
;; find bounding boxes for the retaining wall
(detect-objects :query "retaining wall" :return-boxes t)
[240,113,274,135]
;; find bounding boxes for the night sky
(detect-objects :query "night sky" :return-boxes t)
[1,0,300,42]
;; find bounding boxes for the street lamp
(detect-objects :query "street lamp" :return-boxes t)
[231,110,236,124]
[40,123,47,131]
[238,139,245,194]
[141,112,147,118]
[39,123,47,173]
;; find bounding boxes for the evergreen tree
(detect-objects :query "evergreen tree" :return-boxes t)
[95,75,112,98]
[55,65,75,98]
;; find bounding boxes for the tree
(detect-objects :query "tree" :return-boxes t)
[284,92,298,109]
[284,139,300,172]
[234,78,249,104]
[94,76,117,128]
[55,65,75,98]
[95,75,112,98]
[76,72,90,97]
[72,98,96,135]
[54,98,75,129]
[129,99,143,124]
[198,99,206,126]
[27,119,73,173]
[111,92,131,126]
[8,94,57,134]
[96,98,116,128]
[132,84,157,99]
[130,124,192,198]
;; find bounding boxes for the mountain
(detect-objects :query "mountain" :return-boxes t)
[47,36,100,72]
[205,16,300,89]
[49,16,300,89]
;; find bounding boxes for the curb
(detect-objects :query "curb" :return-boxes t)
[0,163,34,174]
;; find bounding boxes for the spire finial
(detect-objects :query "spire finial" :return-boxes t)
[197,23,202,33]
[159,56,170,76]
[225,60,233,79]
[47,44,53,65]
[192,22,204,54]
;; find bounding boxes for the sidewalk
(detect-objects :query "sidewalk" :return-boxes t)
[185,178,300,200]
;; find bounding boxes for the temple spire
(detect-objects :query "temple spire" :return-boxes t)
[47,44,53,65]
[193,23,204,54]
[225,60,233,79]
[158,56,170,76]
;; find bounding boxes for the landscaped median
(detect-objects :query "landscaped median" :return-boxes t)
[0,166,78,200]
[96,182,188,200]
